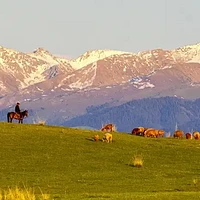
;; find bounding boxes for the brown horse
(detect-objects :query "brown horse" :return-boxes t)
[7,110,28,124]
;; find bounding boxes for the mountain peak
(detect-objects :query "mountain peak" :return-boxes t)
[33,47,51,55]
[70,49,131,70]
[171,42,200,63]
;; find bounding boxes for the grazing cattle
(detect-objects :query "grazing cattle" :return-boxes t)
[173,130,184,139]
[144,128,159,138]
[102,133,113,143]
[193,131,200,140]
[138,127,145,134]
[131,127,145,136]
[101,124,116,132]
[131,128,140,135]
[186,133,192,139]
[158,130,165,137]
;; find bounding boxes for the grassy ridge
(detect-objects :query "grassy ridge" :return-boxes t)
[0,122,200,199]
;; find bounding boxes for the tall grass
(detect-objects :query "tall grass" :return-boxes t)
[0,186,50,200]
[33,116,46,125]
[129,155,143,167]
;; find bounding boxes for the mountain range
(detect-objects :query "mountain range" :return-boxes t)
[1,42,200,132]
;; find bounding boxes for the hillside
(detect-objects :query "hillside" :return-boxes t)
[0,122,200,200]
[63,96,200,133]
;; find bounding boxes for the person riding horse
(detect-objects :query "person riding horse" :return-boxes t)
[15,102,22,118]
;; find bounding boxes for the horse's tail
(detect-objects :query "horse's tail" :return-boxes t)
[7,112,10,122]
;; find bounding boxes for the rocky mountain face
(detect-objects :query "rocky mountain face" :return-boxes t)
[0,46,74,95]
[1,43,200,126]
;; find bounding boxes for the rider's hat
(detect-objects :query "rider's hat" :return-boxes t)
[17,102,20,105]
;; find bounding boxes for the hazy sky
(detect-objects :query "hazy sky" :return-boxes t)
[0,0,199,58]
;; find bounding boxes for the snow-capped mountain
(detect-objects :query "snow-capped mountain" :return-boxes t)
[69,49,130,70]
[172,43,200,63]
[0,46,74,94]
[1,42,200,125]
[26,45,200,92]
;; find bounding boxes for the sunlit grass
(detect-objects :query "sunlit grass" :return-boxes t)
[129,155,143,168]
[0,122,200,199]
[0,186,50,200]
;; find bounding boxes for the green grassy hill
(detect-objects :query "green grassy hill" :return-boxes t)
[0,122,200,200]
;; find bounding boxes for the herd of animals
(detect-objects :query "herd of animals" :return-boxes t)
[92,123,116,143]
[131,126,200,139]
[6,114,200,142]
[93,123,200,143]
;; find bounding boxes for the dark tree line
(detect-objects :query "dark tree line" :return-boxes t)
[63,97,200,133]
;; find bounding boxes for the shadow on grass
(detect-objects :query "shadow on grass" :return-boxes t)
[85,137,95,142]
[85,138,103,142]
[85,138,115,143]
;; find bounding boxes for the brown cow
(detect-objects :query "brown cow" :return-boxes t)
[144,128,159,138]
[138,127,145,132]
[174,130,184,139]
[186,133,192,139]
[101,123,116,132]
[158,129,165,137]
[131,127,145,136]
[193,131,200,140]
[131,128,140,135]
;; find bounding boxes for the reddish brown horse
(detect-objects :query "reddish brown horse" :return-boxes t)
[7,110,28,124]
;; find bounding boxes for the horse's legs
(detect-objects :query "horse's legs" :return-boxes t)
[18,118,23,124]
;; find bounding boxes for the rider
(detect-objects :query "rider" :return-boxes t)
[15,102,21,118]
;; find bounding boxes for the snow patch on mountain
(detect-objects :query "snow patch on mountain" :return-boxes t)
[123,65,127,72]
[137,82,155,89]
[0,57,4,66]
[172,42,200,63]
[70,49,131,70]
[29,55,57,65]
[29,47,70,66]
[69,62,97,89]
[187,55,200,63]
[129,75,155,89]
[0,81,7,91]
[22,65,48,86]
[162,65,172,69]
[36,86,44,92]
